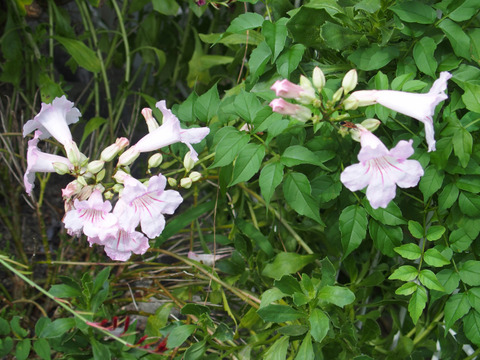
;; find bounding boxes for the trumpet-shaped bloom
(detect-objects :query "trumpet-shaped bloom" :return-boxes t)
[23,96,81,153]
[115,174,183,239]
[24,131,73,195]
[344,72,452,152]
[119,101,209,164]
[340,128,424,209]
[269,98,312,122]
[271,79,315,104]
[63,190,116,238]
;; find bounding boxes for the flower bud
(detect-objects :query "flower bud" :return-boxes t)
[104,191,114,200]
[101,137,129,162]
[62,180,82,199]
[113,170,130,184]
[298,75,316,104]
[148,153,163,168]
[168,177,178,187]
[343,96,359,110]
[180,177,193,189]
[189,171,202,182]
[65,141,82,165]
[87,160,105,174]
[269,98,312,122]
[184,151,195,172]
[332,87,344,103]
[361,118,381,132]
[312,67,325,91]
[77,176,88,187]
[141,108,159,133]
[117,147,140,166]
[53,162,71,175]
[342,69,358,94]
[112,184,124,193]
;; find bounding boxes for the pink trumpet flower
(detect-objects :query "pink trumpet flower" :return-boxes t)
[24,131,73,195]
[269,98,312,122]
[344,72,452,152]
[340,127,424,209]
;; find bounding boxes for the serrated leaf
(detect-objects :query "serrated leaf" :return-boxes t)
[419,166,444,199]
[394,243,422,260]
[233,90,262,123]
[424,248,450,267]
[229,143,265,186]
[276,44,305,78]
[262,18,288,62]
[248,41,272,81]
[419,269,444,291]
[259,162,284,204]
[339,205,367,258]
[283,172,323,225]
[309,308,329,343]
[408,286,428,324]
[211,130,250,168]
[389,265,419,281]
[194,84,220,122]
[436,269,460,294]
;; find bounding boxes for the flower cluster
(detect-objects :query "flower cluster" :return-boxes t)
[23,96,209,260]
[270,70,452,209]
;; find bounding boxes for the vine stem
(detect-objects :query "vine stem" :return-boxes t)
[0,255,137,348]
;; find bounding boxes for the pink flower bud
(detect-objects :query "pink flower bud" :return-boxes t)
[269,98,312,122]
[141,108,160,133]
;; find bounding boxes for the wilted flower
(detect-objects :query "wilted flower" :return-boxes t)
[340,127,424,209]
[269,98,312,122]
[343,72,452,152]
[24,131,73,195]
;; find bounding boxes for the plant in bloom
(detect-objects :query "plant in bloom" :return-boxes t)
[344,72,452,152]
[24,131,73,195]
[269,98,312,122]
[340,126,424,209]
[118,100,210,165]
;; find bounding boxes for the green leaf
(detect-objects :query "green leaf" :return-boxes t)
[295,333,314,360]
[283,172,323,225]
[262,252,317,280]
[450,228,474,253]
[226,13,265,33]
[395,282,418,296]
[439,183,459,210]
[92,267,110,295]
[286,6,331,48]
[394,243,422,260]
[456,176,480,194]
[419,269,444,291]
[348,44,399,71]
[424,248,450,267]
[445,293,471,334]
[339,205,367,258]
[152,0,179,15]
[39,318,76,338]
[369,220,402,257]
[91,338,111,360]
[459,192,480,217]
[181,304,210,318]
[233,90,262,123]
[166,325,197,348]
[184,340,206,360]
[468,288,480,312]
[33,338,51,360]
[262,18,288,62]
[195,84,220,123]
[408,286,428,324]
[413,37,437,78]
[248,41,272,81]
[438,19,471,59]
[236,218,274,258]
[15,339,31,360]
[229,143,265,186]
[259,162,284,205]
[264,336,289,360]
[460,260,480,286]
[426,225,446,241]
[449,0,480,21]
[390,1,436,23]
[0,336,13,357]
[452,127,473,167]
[257,305,306,323]
[277,325,308,336]
[260,288,287,308]
[389,265,418,281]
[274,275,302,296]
[10,316,28,337]
[320,21,361,51]
[364,201,406,226]
[309,308,330,342]
[211,129,250,168]
[437,269,460,294]
[281,145,330,168]
[419,166,444,200]
[462,83,480,113]
[48,284,82,298]
[276,44,306,78]
[53,36,101,73]
[0,318,9,335]
[408,220,424,238]
[463,310,480,346]
[317,285,355,307]
[146,303,174,337]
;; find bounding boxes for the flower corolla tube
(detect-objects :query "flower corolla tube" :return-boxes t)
[340,127,424,209]
[344,72,452,152]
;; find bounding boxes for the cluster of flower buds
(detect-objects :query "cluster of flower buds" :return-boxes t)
[23,96,209,261]
[269,69,452,209]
